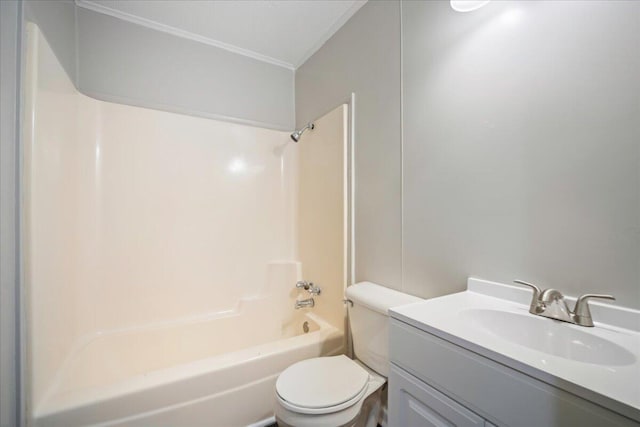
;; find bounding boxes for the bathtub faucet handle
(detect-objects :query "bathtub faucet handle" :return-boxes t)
[296,280,310,290]
[296,280,321,296]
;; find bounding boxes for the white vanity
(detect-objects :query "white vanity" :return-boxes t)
[388,278,640,427]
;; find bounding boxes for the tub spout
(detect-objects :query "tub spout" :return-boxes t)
[295,298,315,309]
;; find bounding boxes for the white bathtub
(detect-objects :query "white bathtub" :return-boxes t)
[34,308,344,427]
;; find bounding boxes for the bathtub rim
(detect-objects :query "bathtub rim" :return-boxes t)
[34,312,344,424]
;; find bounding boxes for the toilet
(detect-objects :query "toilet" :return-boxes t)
[274,282,422,427]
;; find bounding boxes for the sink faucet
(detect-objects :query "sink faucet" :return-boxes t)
[514,280,615,327]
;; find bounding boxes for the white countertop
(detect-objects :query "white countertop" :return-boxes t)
[390,278,640,422]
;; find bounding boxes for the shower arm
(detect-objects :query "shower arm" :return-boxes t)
[290,122,315,142]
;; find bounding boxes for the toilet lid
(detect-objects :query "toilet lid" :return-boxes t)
[276,355,370,414]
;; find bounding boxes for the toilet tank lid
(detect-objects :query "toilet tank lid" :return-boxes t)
[346,282,422,315]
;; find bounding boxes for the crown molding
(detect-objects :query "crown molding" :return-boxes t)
[75,0,296,70]
[294,1,366,68]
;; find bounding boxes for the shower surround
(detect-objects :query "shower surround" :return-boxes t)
[23,24,347,426]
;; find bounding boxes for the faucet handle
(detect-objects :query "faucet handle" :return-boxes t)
[573,294,615,327]
[308,285,321,296]
[514,280,542,314]
[296,280,321,295]
[513,280,542,294]
[296,280,310,290]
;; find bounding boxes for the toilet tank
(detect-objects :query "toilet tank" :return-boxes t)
[345,282,422,377]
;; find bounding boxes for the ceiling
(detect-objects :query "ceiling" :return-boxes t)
[76,0,367,70]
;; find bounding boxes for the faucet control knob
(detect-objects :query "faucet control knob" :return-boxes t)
[308,285,321,295]
[296,280,321,295]
[514,280,543,314]
[573,294,615,327]
[513,280,542,294]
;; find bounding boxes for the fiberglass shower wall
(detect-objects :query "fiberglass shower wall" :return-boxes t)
[23,24,313,413]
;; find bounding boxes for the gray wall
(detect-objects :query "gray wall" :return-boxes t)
[296,1,403,290]
[24,1,77,85]
[402,1,640,307]
[296,0,639,308]
[1,1,22,426]
[23,1,295,131]
[76,8,294,131]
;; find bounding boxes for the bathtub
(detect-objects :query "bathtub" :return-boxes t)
[33,308,344,427]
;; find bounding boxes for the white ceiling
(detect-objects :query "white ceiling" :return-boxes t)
[76,0,367,70]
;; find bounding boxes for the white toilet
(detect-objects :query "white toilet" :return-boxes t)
[274,282,422,427]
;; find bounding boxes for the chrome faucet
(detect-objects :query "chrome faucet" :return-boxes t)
[294,280,320,309]
[295,298,315,309]
[296,280,321,296]
[514,280,615,327]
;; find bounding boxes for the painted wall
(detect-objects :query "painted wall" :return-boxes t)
[295,1,403,290]
[402,1,640,307]
[23,0,294,132]
[76,7,295,131]
[24,0,77,85]
[296,0,639,308]
[1,2,22,426]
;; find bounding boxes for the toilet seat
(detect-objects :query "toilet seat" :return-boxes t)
[276,355,370,415]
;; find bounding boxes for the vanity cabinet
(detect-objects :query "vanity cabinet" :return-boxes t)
[388,318,638,427]
[389,365,487,427]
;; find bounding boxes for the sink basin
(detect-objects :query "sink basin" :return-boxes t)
[391,279,640,418]
[460,309,636,366]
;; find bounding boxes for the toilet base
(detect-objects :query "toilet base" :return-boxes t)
[275,382,385,427]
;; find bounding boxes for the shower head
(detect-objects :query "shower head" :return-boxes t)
[290,123,315,142]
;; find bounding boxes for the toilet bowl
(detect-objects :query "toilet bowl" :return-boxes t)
[275,356,385,427]
[273,282,422,427]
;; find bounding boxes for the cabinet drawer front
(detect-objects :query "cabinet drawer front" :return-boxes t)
[390,319,638,427]
[389,365,485,427]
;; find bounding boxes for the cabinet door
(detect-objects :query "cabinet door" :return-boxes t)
[389,365,485,427]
